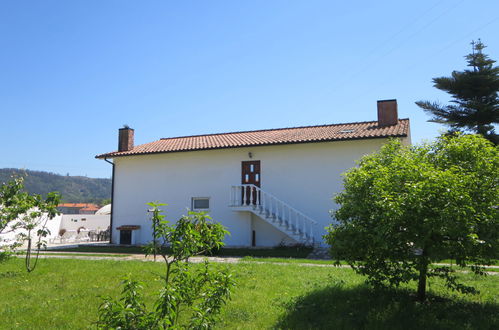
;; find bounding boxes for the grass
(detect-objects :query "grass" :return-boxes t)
[46,245,145,254]
[49,244,314,258]
[274,283,499,329]
[17,252,132,258]
[437,258,499,266]
[0,257,497,329]
[241,256,336,265]
[240,257,499,274]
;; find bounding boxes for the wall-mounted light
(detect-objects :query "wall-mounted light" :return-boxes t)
[248,152,253,159]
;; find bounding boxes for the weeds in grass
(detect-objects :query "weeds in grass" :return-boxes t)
[0,271,19,279]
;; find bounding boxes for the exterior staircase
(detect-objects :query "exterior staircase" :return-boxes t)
[229,184,318,245]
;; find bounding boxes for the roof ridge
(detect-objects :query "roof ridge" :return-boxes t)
[159,119,409,141]
[96,118,410,159]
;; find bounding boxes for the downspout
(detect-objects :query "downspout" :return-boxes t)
[104,158,115,244]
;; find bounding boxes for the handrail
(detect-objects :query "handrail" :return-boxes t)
[230,184,317,242]
[233,184,318,225]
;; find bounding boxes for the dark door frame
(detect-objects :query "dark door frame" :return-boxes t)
[119,229,132,245]
[241,160,261,205]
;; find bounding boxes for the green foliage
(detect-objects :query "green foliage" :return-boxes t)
[144,203,229,263]
[0,168,111,203]
[97,276,158,329]
[416,40,499,144]
[325,134,499,301]
[97,203,235,329]
[0,176,61,272]
[100,198,112,206]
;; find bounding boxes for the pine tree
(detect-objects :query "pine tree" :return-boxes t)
[416,40,499,144]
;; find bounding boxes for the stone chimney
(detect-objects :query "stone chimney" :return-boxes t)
[118,126,134,152]
[377,99,398,126]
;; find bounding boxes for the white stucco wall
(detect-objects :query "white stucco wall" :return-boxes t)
[111,137,406,247]
[59,214,110,232]
[0,213,62,247]
[250,214,296,246]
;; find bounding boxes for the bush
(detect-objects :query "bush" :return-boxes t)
[325,134,498,301]
[97,204,235,329]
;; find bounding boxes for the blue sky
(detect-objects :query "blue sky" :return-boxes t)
[1,1,498,178]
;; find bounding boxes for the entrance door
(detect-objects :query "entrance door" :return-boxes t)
[120,230,132,245]
[242,161,260,205]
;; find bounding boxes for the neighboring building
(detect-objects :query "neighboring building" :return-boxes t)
[96,100,410,247]
[79,204,100,214]
[1,207,111,247]
[57,203,100,214]
[95,204,111,215]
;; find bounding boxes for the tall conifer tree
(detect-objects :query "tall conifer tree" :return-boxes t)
[416,40,499,144]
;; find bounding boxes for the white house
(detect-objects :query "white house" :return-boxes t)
[96,100,410,247]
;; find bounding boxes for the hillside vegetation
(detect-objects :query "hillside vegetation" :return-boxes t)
[0,168,111,204]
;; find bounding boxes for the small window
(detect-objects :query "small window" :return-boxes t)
[192,197,210,210]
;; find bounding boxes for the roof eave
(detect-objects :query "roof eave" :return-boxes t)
[94,133,409,160]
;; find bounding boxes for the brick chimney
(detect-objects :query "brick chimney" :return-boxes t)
[118,126,134,152]
[377,99,398,126]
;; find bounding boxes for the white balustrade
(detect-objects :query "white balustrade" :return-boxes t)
[230,184,317,243]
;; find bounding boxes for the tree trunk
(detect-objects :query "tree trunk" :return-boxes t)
[417,264,427,301]
[417,249,429,302]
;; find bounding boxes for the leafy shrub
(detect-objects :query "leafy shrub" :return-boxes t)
[325,134,498,301]
[97,203,235,329]
[0,176,60,271]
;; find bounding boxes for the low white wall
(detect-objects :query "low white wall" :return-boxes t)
[59,214,110,232]
[0,214,62,247]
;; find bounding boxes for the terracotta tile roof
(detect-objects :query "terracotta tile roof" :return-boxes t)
[80,206,100,211]
[96,119,410,159]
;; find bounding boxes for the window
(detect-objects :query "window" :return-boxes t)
[192,197,210,210]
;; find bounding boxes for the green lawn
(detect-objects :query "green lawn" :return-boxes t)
[17,252,132,258]
[49,245,314,258]
[0,258,497,329]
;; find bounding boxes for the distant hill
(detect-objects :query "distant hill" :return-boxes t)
[0,168,111,205]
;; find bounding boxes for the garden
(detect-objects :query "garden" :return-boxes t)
[1,131,498,329]
[0,256,498,329]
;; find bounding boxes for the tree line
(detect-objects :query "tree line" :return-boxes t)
[0,168,111,205]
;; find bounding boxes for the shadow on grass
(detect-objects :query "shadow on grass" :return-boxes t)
[276,284,499,330]
[53,245,314,258]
